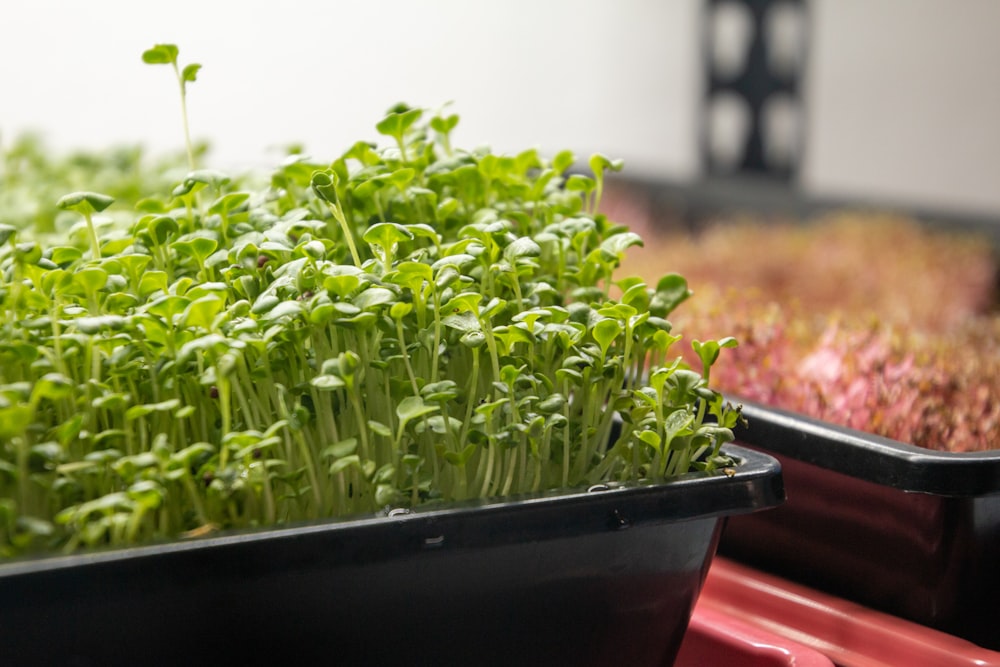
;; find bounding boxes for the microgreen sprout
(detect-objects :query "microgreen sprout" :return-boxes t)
[0,50,742,559]
[56,191,113,259]
[142,43,201,170]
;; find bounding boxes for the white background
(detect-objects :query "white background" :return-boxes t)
[2,0,998,217]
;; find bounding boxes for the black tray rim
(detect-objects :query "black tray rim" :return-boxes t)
[733,398,1000,496]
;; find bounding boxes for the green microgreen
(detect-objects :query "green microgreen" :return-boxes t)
[142,43,201,171]
[0,49,741,559]
[56,191,114,260]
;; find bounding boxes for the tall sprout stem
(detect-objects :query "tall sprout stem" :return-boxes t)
[83,211,101,260]
[172,62,196,171]
[327,202,362,268]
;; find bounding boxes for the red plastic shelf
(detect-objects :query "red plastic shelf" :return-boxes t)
[678,604,835,666]
[697,557,1000,667]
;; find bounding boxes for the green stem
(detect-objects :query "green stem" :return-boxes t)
[83,211,101,260]
[460,347,480,444]
[172,62,196,171]
[181,473,210,526]
[326,202,362,269]
[561,377,572,489]
[395,317,420,396]
[430,289,442,384]
[217,375,232,468]
[480,317,502,395]
[349,390,371,462]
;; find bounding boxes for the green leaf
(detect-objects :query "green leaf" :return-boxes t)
[363,222,414,251]
[396,396,439,429]
[142,43,179,65]
[638,430,662,452]
[127,480,165,510]
[430,114,459,134]
[49,246,82,267]
[0,224,16,245]
[208,192,249,216]
[182,296,225,331]
[565,174,595,193]
[441,311,480,333]
[261,301,305,322]
[389,301,413,320]
[171,236,218,265]
[389,261,434,290]
[386,168,415,189]
[405,223,440,246]
[552,150,575,174]
[600,232,643,257]
[503,236,541,261]
[125,399,181,421]
[460,331,486,348]
[693,337,738,379]
[321,438,359,460]
[442,292,482,314]
[443,444,476,466]
[139,271,167,298]
[310,375,345,391]
[651,273,692,317]
[69,265,108,296]
[329,455,361,476]
[32,373,74,402]
[343,140,381,165]
[367,420,392,438]
[592,318,622,355]
[149,216,179,245]
[352,287,396,310]
[353,175,387,200]
[375,107,423,139]
[181,63,202,83]
[179,170,231,193]
[310,170,339,202]
[0,405,33,438]
[664,409,695,445]
[375,483,399,507]
[421,381,459,403]
[536,394,566,414]
[324,273,360,299]
[72,315,127,334]
[171,443,215,468]
[589,153,624,175]
[57,191,114,215]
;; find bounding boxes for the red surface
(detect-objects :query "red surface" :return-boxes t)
[698,557,1000,667]
[677,604,835,667]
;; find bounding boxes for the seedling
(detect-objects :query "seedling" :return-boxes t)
[56,191,113,259]
[142,43,201,170]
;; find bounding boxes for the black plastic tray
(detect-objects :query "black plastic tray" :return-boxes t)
[721,401,1000,649]
[0,445,781,667]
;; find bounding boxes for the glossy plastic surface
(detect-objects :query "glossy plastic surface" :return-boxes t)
[677,604,834,667]
[722,401,1000,649]
[735,401,1000,495]
[0,445,782,667]
[700,558,1000,667]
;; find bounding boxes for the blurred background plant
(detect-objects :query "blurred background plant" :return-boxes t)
[609,191,1000,452]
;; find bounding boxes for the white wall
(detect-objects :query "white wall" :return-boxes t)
[0,0,700,175]
[1,1,998,217]
[805,0,1000,217]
